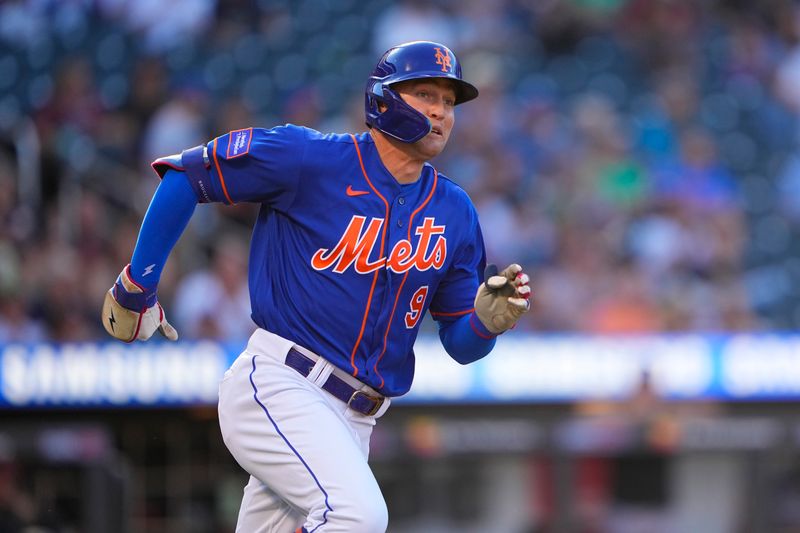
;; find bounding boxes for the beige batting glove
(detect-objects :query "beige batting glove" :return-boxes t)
[101,265,179,343]
[474,263,531,334]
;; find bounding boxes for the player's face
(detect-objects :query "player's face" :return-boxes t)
[394,79,457,159]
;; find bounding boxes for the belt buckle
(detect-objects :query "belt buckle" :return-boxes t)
[348,390,384,416]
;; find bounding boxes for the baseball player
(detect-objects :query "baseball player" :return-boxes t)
[101,41,530,532]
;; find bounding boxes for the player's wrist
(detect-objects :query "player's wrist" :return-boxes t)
[114,264,158,312]
[470,311,500,339]
[102,264,177,342]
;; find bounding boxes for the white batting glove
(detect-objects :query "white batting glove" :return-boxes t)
[101,265,178,343]
[474,263,531,334]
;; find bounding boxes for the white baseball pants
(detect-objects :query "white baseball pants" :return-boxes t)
[218,329,391,533]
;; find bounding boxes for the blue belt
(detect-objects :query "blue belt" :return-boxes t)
[285,348,385,416]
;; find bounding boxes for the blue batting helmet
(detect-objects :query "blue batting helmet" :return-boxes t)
[365,41,479,143]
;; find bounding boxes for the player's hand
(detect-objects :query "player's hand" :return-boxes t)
[474,263,531,334]
[101,265,178,342]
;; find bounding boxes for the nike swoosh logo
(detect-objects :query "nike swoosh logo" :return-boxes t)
[346,185,370,197]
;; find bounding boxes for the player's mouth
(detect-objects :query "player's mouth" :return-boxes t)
[430,126,443,137]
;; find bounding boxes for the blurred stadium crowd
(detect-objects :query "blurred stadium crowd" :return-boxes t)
[2,0,800,343]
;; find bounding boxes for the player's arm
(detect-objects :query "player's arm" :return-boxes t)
[101,169,197,342]
[102,126,307,342]
[438,312,496,364]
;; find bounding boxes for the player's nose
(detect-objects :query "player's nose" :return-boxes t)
[427,99,445,119]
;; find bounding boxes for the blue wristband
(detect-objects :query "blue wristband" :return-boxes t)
[113,267,158,312]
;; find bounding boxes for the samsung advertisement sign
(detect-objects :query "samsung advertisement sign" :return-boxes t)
[2,335,800,407]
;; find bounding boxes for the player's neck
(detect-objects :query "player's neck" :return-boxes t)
[370,130,425,185]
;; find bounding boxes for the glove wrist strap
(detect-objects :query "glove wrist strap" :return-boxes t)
[114,265,158,312]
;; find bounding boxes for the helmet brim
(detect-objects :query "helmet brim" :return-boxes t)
[385,71,479,105]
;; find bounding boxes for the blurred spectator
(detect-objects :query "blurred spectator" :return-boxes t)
[0,295,45,344]
[0,462,28,532]
[214,94,258,136]
[372,0,457,55]
[173,236,253,341]
[0,440,37,532]
[281,85,323,127]
[585,260,664,333]
[97,0,216,53]
[141,86,209,173]
[0,0,791,340]
[635,68,700,164]
[35,56,103,143]
[617,0,703,72]
[569,369,724,533]
[571,93,649,213]
[122,56,171,137]
[651,126,739,212]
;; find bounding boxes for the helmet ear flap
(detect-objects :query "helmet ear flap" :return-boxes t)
[365,82,431,143]
[365,80,385,113]
[364,78,383,129]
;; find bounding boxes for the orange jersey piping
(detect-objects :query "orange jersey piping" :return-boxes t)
[211,138,235,205]
[348,135,390,377]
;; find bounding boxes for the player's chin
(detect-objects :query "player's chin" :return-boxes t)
[416,132,448,158]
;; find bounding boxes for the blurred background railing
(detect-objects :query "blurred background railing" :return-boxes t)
[3,0,800,532]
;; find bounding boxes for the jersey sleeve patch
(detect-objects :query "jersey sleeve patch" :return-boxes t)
[225,127,253,159]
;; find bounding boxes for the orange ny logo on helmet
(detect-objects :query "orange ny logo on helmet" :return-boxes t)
[434,47,452,72]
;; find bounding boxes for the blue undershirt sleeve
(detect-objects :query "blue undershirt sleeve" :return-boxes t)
[130,169,198,288]
[438,312,497,365]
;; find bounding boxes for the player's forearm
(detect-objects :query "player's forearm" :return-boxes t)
[130,169,198,288]
[438,312,497,364]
